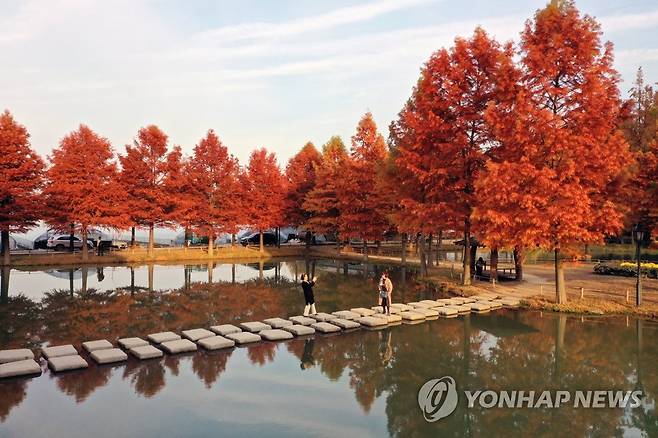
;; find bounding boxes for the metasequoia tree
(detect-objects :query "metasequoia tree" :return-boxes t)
[162,146,197,246]
[0,111,44,265]
[284,142,321,241]
[243,148,286,254]
[187,130,243,257]
[42,125,128,261]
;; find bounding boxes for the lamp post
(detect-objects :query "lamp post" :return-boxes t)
[633,225,645,306]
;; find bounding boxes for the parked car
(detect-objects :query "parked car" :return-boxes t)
[240,232,278,246]
[46,235,95,251]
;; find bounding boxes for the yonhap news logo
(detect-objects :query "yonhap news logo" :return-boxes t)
[418,376,643,423]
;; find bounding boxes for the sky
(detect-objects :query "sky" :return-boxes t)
[1,0,658,166]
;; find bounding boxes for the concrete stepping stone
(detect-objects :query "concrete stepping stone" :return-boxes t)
[445,305,470,314]
[430,301,446,307]
[407,302,433,309]
[282,325,315,336]
[42,344,77,359]
[147,331,181,344]
[160,339,197,354]
[331,318,361,330]
[390,303,413,311]
[350,307,376,317]
[311,322,341,333]
[129,345,163,360]
[437,307,459,317]
[332,310,361,320]
[356,316,387,327]
[118,337,149,349]
[225,332,261,345]
[461,297,477,304]
[82,339,113,353]
[420,300,439,307]
[0,359,41,379]
[466,302,491,313]
[210,324,242,336]
[482,300,503,309]
[412,308,439,318]
[500,298,521,307]
[444,298,464,306]
[371,306,401,314]
[373,313,403,323]
[182,328,215,342]
[198,335,235,350]
[400,311,425,321]
[260,329,294,341]
[0,348,34,364]
[263,317,293,329]
[48,355,88,372]
[289,315,316,326]
[310,313,337,322]
[448,297,468,304]
[403,319,426,325]
[435,299,452,305]
[239,322,272,333]
[90,348,128,364]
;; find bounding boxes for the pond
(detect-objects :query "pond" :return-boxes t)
[0,259,656,437]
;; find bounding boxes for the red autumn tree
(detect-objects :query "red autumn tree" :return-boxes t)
[337,112,391,257]
[187,130,243,256]
[303,136,348,241]
[0,110,45,265]
[391,28,504,283]
[162,146,197,246]
[284,142,321,235]
[242,148,287,254]
[42,125,128,261]
[118,125,176,253]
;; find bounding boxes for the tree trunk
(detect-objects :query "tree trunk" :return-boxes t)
[419,233,427,277]
[277,227,281,248]
[427,233,433,267]
[184,227,190,248]
[259,260,264,281]
[363,240,368,261]
[513,246,524,281]
[462,220,471,285]
[305,231,311,249]
[69,223,75,253]
[231,233,235,247]
[130,266,135,296]
[68,269,74,296]
[81,266,88,293]
[208,262,213,284]
[82,228,88,262]
[470,244,477,279]
[131,226,136,247]
[1,265,10,304]
[208,232,214,258]
[490,247,499,284]
[259,230,264,255]
[148,223,154,254]
[401,233,407,265]
[232,264,236,284]
[1,230,10,266]
[437,230,443,264]
[555,248,567,304]
[148,263,154,291]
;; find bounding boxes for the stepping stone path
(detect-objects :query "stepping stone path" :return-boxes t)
[420,300,439,307]
[198,336,235,350]
[445,305,470,314]
[407,302,433,309]
[311,322,341,333]
[118,337,149,349]
[147,332,181,344]
[371,306,401,314]
[332,310,361,320]
[412,308,440,318]
[0,349,34,364]
[436,307,459,317]
[400,311,425,321]
[310,313,337,322]
[350,308,376,317]
[390,303,413,312]
[482,300,503,309]
[91,348,128,365]
[226,332,261,345]
[182,328,215,342]
[260,329,294,341]
[263,318,293,329]
[42,344,77,359]
[500,298,521,307]
[161,339,197,354]
[356,316,387,327]
[283,325,315,336]
[130,345,163,360]
[331,318,361,330]
[82,340,113,353]
[289,316,316,326]
[48,355,88,372]
[0,359,41,379]
[210,325,242,336]
[467,302,491,313]
[374,313,403,323]
[239,322,272,333]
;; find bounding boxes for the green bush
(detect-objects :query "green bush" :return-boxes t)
[594,263,658,279]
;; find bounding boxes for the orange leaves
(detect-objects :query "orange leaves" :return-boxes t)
[243,148,286,231]
[284,142,321,227]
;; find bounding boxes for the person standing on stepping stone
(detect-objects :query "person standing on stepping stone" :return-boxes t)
[380,272,393,315]
[301,273,317,316]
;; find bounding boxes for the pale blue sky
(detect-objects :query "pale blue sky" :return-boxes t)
[1,0,657,165]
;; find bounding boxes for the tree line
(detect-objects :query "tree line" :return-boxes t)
[1,0,657,303]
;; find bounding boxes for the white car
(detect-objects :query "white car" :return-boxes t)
[46,235,95,251]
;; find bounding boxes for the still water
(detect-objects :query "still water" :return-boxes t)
[0,259,656,437]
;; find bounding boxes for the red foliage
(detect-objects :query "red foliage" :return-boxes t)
[242,148,286,232]
[284,142,321,227]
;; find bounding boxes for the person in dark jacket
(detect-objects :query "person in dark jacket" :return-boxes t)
[301,273,317,316]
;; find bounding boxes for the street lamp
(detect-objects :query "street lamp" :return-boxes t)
[633,224,645,306]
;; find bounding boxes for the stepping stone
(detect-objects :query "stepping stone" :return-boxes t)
[182,328,215,342]
[437,307,459,317]
[390,303,413,312]
[289,315,316,326]
[373,313,403,323]
[332,310,361,320]
[331,318,361,330]
[420,300,439,307]
[147,331,181,344]
[400,311,425,321]
[160,339,197,354]
[311,322,341,333]
[481,293,500,300]
[225,332,261,345]
[445,305,470,314]
[239,322,271,333]
[48,355,88,372]
[210,324,242,336]
[412,308,439,318]
[444,298,464,306]
[0,359,41,379]
[260,329,294,341]
[467,302,491,313]
[407,302,433,309]
[90,348,127,364]
[42,344,77,359]
[263,317,293,329]
[435,299,452,305]
[448,297,468,304]
[118,337,149,349]
[482,300,503,309]
[461,297,477,304]
[129,345,163,360]
[430,301,446,307]
[282,325,315,336]
[350,307,376,317]
[403,319,426,325]
[0,348,34,364]
[310,313,337,322]
[500,298,521,307]
[198,335,235,350]
[371,306,401,314]
[356,316,387,327]
[82,339,113,353]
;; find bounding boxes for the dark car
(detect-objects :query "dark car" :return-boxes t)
[240,232,278,246]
